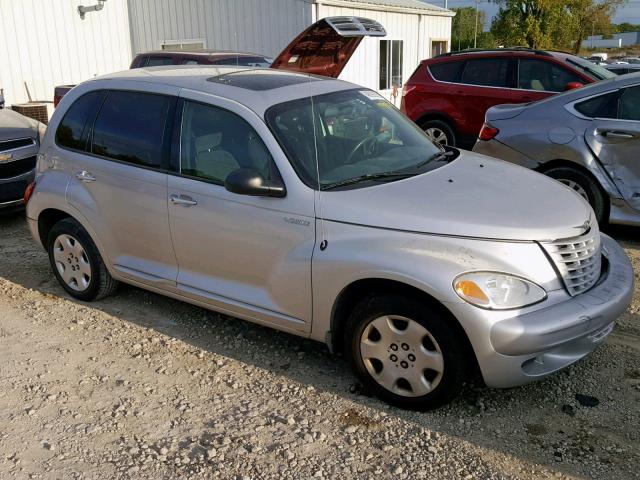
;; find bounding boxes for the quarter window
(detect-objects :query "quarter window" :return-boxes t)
[145,57,174,67]
[461,58,510,87]
[179,101,274,183]
[574,92,618,119]
[518,59,583,92]
[55,91,105,151]
[379,40,404,90]
[91,91,173,168]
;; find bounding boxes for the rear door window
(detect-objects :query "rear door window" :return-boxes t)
[91,91,173,168]
[518,59,583,92]
[461,58,510,87]
[429,61,463,82]
[55,91,106,151]
[618,86,640,121]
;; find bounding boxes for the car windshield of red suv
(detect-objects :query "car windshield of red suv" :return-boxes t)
[566,56,616,81]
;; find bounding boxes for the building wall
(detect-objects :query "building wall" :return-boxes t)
[315,3,452,104]
[127,0,312,57]
[0,0,132,106]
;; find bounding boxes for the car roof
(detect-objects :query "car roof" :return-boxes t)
[138,50,269,58]
[83,66,358,116]
[428,48,576,63]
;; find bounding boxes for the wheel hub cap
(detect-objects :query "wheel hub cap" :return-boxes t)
[53,234,91,291]
[360,315,444,397]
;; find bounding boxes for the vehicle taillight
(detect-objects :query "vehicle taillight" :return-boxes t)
[24,181,36,205]
[479,123,499,141]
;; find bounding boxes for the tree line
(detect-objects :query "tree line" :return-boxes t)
[452,0,626,53]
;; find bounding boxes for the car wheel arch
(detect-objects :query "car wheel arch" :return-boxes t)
[415,112,457,133]
[327,278,480,377]
[37,208,113,271]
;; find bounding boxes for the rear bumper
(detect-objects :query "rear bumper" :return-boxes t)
[449,234,634,388]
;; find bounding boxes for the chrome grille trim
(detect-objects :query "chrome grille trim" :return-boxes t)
[541,225,602,296]
[0,137,36,153]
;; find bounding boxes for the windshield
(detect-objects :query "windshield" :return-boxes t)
[567,57,616,80]
[266,89,443,190]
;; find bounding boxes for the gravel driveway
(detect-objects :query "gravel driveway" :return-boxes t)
[0,213,638,480]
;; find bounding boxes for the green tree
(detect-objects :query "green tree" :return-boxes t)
[452,7,488,50]
[490,0,623,51]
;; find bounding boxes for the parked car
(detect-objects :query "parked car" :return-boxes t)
[27,17,633,410]
[604,63,640,75]
[53,50,273,107]
[130,50,273,69]
[621,57,640,64]
[401,48,615,148]
[0,108,44,211]
[474,73,640,226]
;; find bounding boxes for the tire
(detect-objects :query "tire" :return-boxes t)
[420,119,456,147]
[544,167,608,225]
[344,294,466,410]
[47,218,118,301]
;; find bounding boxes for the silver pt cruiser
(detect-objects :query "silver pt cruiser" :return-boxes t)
[26,18,634,409]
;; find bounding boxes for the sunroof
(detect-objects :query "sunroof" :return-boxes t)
[207,70,323,91]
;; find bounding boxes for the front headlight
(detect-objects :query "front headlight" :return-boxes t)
[453,272,547,310]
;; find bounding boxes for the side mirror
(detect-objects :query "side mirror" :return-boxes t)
[225,168,286,198]
[564,82,584,91]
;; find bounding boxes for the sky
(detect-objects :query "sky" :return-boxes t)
[427,1,640,29]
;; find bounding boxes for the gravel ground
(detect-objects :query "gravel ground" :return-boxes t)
[0,213,638,480]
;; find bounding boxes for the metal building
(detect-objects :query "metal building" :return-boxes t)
[0,0,452,107]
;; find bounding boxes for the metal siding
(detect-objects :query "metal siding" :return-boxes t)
[317,4,450,103]
[128,0,312,57]
[0,0,132,106]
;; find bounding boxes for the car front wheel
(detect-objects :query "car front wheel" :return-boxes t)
[344,294,466,410]
[47,218,118,301]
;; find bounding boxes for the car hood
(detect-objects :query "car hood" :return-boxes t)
[321,152,593,242]
[0,108,39,141]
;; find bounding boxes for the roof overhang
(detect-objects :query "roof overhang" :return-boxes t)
[309,0,455,17]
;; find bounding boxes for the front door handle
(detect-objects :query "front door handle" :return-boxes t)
[75,170,96,182]
[169,194,197,206]
[601,130,634,139]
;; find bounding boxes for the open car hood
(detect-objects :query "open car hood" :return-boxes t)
[270,17,386,78]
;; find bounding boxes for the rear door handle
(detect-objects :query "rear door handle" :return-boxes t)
[75,170,96,182]
[169,194,197,206]
[601,130,634,139]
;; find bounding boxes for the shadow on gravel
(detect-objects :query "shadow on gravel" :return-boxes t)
[2,212,639,479]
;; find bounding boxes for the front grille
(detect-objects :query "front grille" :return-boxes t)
[541,225,602,296]
[0,155,37,179]
[0,137,36,152]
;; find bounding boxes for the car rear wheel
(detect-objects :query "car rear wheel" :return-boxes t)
[344,294,466,410]
[420,119,456,147]
[47,218,118,301]
[544,167,608,225]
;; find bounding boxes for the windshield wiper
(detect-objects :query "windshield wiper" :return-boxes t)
[413,149,456,169]
[321,171,416,191]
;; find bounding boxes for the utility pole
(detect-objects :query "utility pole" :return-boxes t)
[474,0,480,48]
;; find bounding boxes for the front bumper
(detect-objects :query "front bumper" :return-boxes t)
[0,170,35,212]
[449,234,634,388]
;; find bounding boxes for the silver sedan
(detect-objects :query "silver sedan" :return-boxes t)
[473,73,640,226]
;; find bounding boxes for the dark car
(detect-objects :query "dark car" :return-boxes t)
[129,50,273,69]
[401,48,615,148]
[0,108,43,211]
[604,64,640,76]
[54,50,273,107]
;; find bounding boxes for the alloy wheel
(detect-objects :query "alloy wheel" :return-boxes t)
[558,179,589,201]
[52,234,92,292]
[359,315,444,397]
[424,127,449,146]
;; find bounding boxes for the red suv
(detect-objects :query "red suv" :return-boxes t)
[401,48,615,148]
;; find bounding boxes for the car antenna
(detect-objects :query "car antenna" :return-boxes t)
[309,74,328,251]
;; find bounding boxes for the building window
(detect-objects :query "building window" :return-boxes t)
[161,39,206,51]
[431,40,448,57]
[379,40,403,90]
